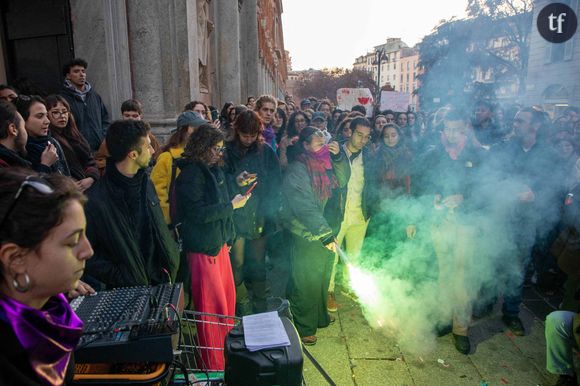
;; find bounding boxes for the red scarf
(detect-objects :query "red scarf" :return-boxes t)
[297,145,337,201]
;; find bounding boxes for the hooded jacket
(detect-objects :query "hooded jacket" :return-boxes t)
[60,81,110,151]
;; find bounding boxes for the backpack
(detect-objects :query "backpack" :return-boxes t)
[168,155,181,225]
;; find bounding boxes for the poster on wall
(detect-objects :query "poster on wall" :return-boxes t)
[380,91,411,112]
[336,88,373,117]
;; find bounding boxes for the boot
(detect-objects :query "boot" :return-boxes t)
[251,280,269,314]
[235,282,251,316]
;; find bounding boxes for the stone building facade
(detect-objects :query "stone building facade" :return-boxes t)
[0,0,288,141]
[524,0,580,116]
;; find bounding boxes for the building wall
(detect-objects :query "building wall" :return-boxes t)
[257,0,287,99]
[524,0,580,115]
[67,0,287,142]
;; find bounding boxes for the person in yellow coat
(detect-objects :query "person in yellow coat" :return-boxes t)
[151,111,206,225]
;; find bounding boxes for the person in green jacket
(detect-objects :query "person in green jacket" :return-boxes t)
[280,126,348,345]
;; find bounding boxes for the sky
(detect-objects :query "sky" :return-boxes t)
[282,0,468,70]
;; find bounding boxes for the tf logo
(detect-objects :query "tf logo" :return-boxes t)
[537,3,578,43]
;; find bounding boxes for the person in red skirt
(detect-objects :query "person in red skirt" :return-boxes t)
[175,124,254,370]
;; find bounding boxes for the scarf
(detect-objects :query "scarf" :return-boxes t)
[297,145,336,201]
[25,135,71,176]
[0,294,83,385]
[262,124,276,150]
[440,131,467,160]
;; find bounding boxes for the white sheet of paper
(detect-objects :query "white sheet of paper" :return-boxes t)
[243,311,290,352]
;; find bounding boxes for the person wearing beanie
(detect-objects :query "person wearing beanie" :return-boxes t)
[151,111,207,225]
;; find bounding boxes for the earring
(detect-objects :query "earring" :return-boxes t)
[12,273,31,293]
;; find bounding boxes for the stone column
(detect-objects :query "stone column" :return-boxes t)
[240,0,259,101]
[126,0,200,142]
[215,0,241,106]
[69,0,132,120]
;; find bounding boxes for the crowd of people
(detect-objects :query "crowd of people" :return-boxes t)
[0,57,579,385]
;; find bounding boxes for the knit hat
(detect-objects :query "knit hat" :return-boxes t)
[176,111,206,129]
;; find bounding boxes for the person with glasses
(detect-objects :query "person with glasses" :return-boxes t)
[15,95,70,176]
[280,126,349,346]
[0,169,93,385]
[224,110,281,316]
[175,124,252,370]
[0,101,30,168]
[83,119,179,290]
[45,95,99,192]
[326,117,376,313]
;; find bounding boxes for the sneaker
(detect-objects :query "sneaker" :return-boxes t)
[301,335,317,346]
[502,315,525,336]
[327,291,338,312]
[554,374,578,386]
[452,333,471,355]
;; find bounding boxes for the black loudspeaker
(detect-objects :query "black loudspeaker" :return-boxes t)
[224,316,303,386]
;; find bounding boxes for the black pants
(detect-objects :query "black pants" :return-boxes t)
[231,236,268,313]
[287,233,333,337]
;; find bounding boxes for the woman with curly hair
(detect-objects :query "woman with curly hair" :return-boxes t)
[174,124,253,370]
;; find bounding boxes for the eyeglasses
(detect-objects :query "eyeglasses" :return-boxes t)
[50,110,69,118]
[212,146,226,154]
[0,176,54,231]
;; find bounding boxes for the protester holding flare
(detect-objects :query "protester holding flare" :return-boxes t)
[280,126,348,346]
[414,107,485,355]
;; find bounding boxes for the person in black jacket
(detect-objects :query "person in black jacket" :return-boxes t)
[83,120,179,289]
[175,124,251,370]
[224,110,281,315]
[0,101,31,169]
[0,169,93,385]
[15,95,70,176]
[59,58,110,151]
[414,107,485,355]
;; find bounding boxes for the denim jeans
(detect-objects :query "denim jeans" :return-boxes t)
[545,311,577,376]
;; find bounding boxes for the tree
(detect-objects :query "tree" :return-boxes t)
[417,17,477,110]
[466,0,533,98]
[417,0,532,110]
[295,68,376,104]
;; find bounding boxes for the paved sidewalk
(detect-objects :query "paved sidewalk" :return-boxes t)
[300,286,563,386]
